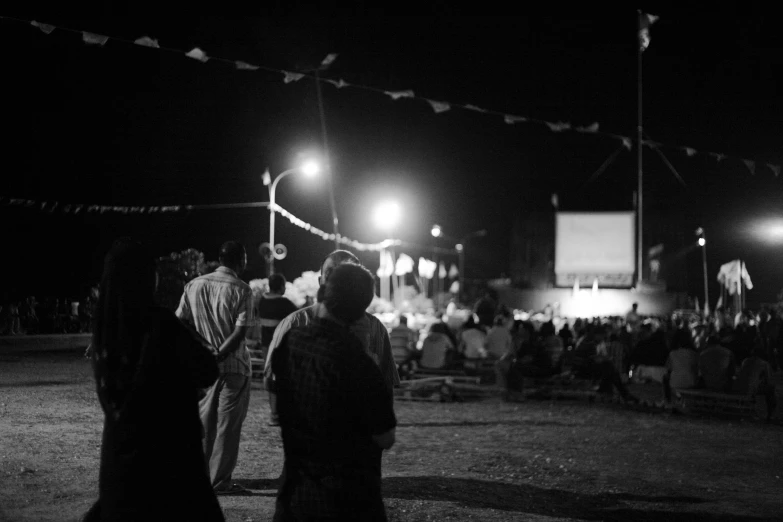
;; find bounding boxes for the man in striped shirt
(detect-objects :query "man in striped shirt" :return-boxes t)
[264,250,399,425]
[176,240,255,495]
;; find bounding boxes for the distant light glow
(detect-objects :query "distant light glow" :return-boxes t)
[431,224,442,238]
[455,243,463,252]
[752,218,783,244]
[698,237,706,247]
[300,160,320,177]
[373,201,401,231]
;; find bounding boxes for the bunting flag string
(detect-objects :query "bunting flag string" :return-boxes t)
[0,196,402,252]
[0,15,779,181]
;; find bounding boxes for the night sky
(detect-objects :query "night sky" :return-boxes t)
[1,8,781,306]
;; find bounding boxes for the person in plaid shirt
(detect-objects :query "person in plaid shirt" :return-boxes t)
[272,263,397,521]
[264,250,399,426]
[176,241,255,495]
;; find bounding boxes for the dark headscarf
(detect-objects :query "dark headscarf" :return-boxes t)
[91,238,157,419]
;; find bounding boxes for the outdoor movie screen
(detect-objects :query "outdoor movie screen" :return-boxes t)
[555,212,635,287]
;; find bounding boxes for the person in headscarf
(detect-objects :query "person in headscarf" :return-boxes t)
[83,238,224,522]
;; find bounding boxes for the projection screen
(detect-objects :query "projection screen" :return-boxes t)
[555,212,636,287]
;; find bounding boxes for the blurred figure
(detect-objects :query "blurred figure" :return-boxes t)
[176,241,254,495]
[255,273,298,353]
[485,313,514,359]
[389,315,418,369]
[698,335,736,392]
[83,238,223,522]
[663,338,699,403]
[459,315,488,359]
[420,322,457,370]
[733,346,777,420]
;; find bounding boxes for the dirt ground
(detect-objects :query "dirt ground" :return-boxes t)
[1,352,781,522]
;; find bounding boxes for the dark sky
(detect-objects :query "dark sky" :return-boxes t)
[1,8,781,306]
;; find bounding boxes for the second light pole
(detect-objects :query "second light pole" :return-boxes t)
[265,161,321,274]
[696,227,709,316]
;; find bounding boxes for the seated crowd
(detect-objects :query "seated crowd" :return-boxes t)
[0,291,98,335]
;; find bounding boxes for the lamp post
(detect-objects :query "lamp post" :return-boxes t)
[431,226,487,303]
[696,227,708,316]
[374,201,402,304]
[265,161,320,274]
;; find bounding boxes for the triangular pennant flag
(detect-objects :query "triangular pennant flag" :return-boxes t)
[385,90,415,100]
[325,78,349,88]
[768,164,781,177]
[448,263,459,279]
[545,121,571,132]
[427,100,451,113]
[134,36,160,48]
[709,152,727,162]
[743,159,756,175]
[282,71,305,83]
[439,261,447,279]
[235,61,259,71]
[185,47,209,62]
[320,53,338,68]
[643,140,662,149]
[504,115,527,124]
[576,122,599,133]
[683,147,697,157]
[82,32,109,46]
[395,253,415,275]
[30,20,55,35]
[621,137,632,150]
[465,104,487,113]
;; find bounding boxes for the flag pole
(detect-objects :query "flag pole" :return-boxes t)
[636,9,644,285]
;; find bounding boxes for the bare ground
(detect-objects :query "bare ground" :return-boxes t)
[0,352,781,522]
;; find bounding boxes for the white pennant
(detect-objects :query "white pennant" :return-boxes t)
[320,53,338,68]
[768,164,781,178]
[134,36,160,48]
[427,100,451,113]
[546,121,571,132]
[743,159,756,175]
[283,71,305,83]
[621,137,632,150]
[185,47,209,62]
[464,104,487,113]
[683,147,697,157]
[82,32,109,46]
[325,78,349,88]
[30,20,55,34]
[504,115,527,124]
[385,90,415,100]
[235,61,259,71]
[576,122,599,133]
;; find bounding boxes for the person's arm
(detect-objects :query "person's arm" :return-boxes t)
[216,325,249,362]
[174,288,193,325]
[177,318,219,388]
[372,428,396,450]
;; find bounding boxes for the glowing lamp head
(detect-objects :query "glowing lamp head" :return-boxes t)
[431,224,442,238]
[300,160,321,177]
[455,243,464,252]
[698,237,706,247]
[373,201,401,232]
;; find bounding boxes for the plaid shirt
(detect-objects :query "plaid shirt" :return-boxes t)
[175,267,255,376]
[265,304,400,392]
[272,318,397,519]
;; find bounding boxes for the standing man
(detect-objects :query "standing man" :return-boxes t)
[264,250,399,425]
[272,263,396,521]
[256,273,298,352]
[176,241,254,495]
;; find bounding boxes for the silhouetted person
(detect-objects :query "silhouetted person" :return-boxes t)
[83,238,223,522]
[272,263,396,521]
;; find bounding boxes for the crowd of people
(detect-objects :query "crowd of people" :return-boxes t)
[0,292,97,335]
[14,235,779,521]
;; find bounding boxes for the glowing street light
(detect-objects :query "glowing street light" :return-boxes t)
[373,201,401,232]
[266,161,321,274]
[431,224,442,238]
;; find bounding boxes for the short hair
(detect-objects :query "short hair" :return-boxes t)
[321,249,360,270]
[268,273,286,294]
[322,264,375,322]
[219,241,246,267]
[399,315,408,325]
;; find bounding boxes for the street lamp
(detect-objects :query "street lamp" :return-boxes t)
[264,162,321,274]
[695,227,708,316]
[373,201,401,232]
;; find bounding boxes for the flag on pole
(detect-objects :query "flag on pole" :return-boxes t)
[639,13,659,52]
[394,254,415,276]
[439,262,447,279]
[448,264,459,279]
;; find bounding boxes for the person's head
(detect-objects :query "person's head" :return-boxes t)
[219,241,247,275]
[399,315,408,326]
[429,322,450,336]
[319,250,360,285]
[322,263,375,323]
[706,334,721,346]
[632,303,638,311]
[540,320,556,337]
[268,273,286,295]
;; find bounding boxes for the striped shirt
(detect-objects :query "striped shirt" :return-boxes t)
[265,304,400,392]
[175,266,255,376]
